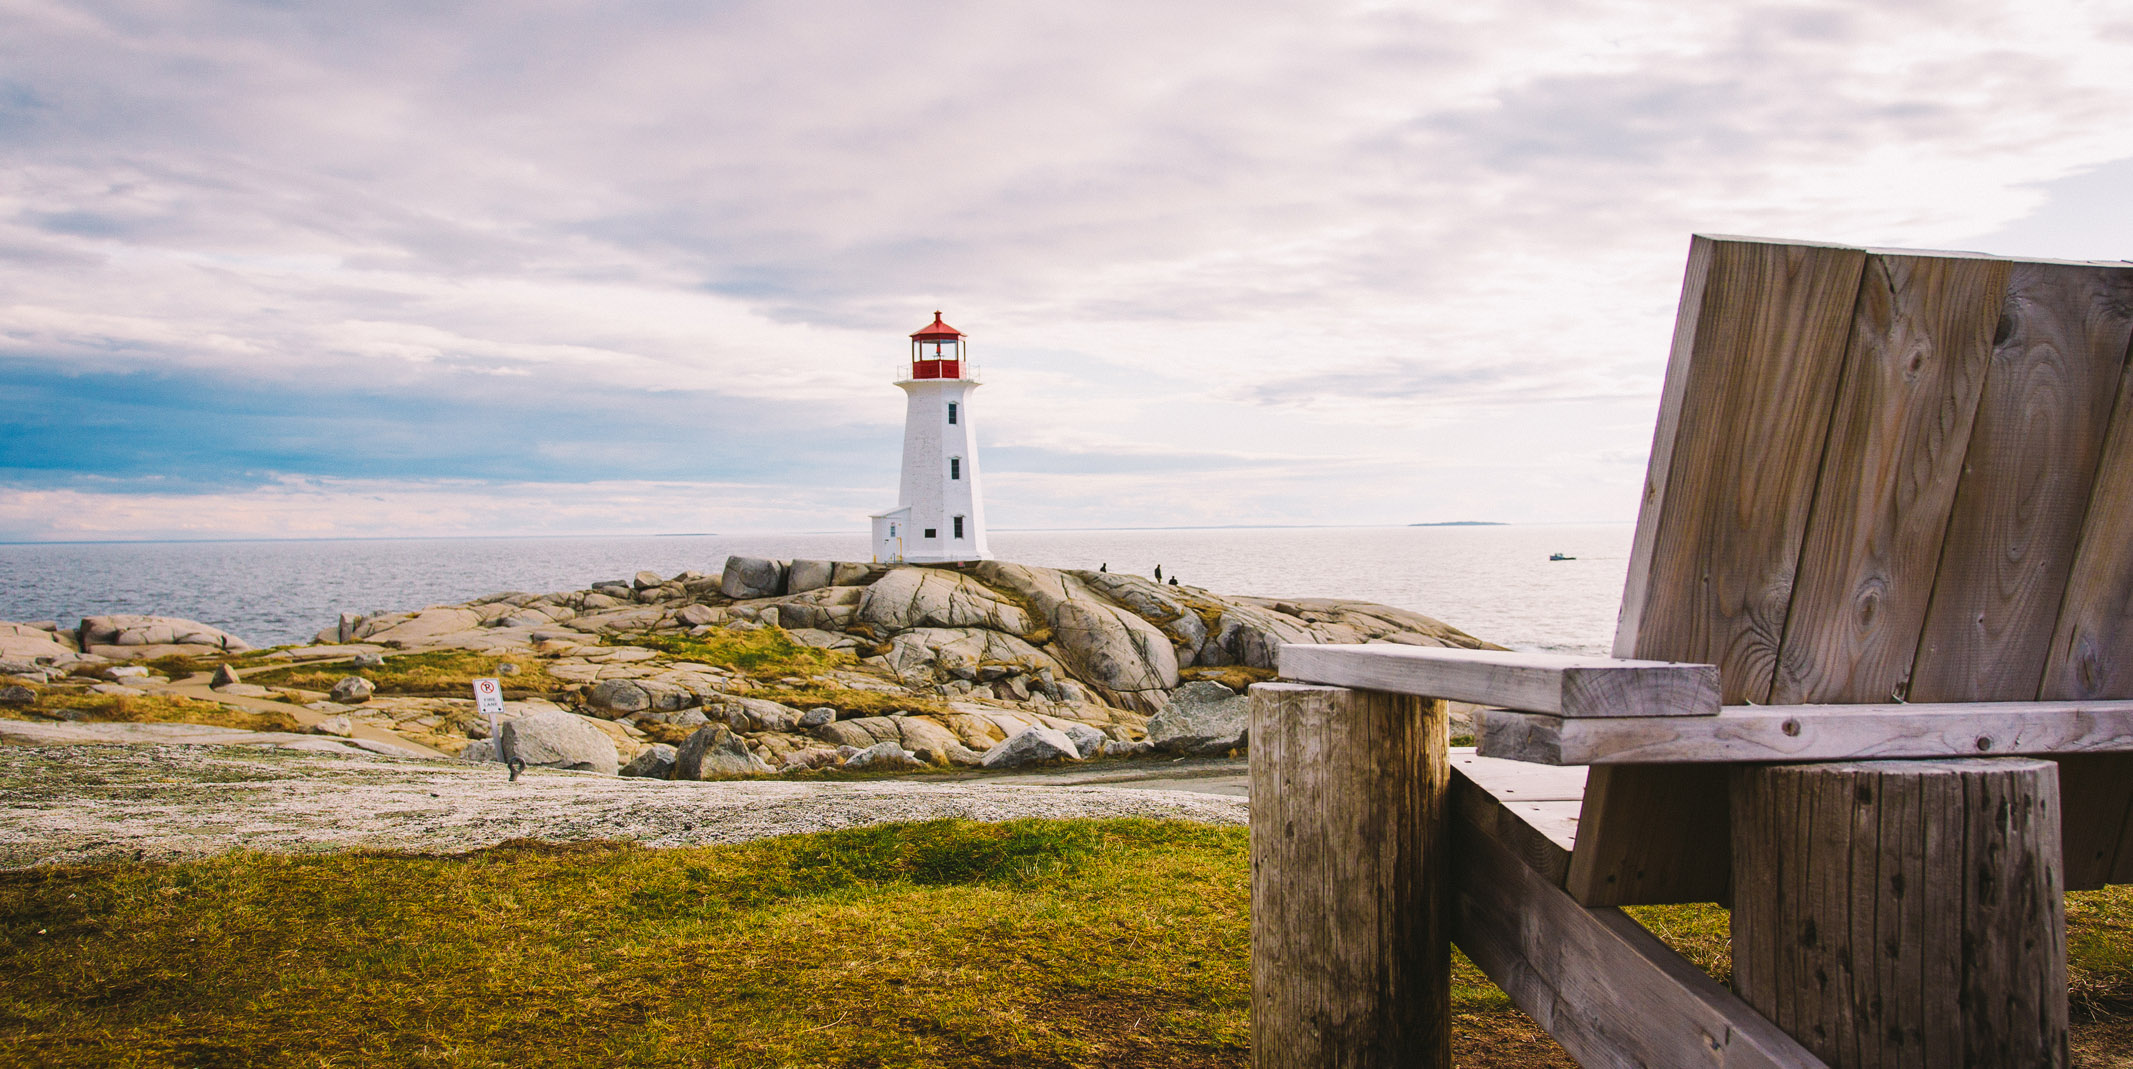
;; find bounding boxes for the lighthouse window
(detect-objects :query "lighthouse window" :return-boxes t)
[947,402,957,425]
[950,457,961,480]
[924,528,937,539]
[953,516,965,538]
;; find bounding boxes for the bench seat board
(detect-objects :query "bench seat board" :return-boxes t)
[1280,644,1720,718]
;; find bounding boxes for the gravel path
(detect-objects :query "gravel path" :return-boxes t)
[0,744,1249,869]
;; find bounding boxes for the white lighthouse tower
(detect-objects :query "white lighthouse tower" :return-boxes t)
[870,312,992,564]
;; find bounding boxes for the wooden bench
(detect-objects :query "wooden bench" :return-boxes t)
[1251,236,2133,1068]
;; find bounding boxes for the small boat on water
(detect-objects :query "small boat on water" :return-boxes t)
[1549,552,1575,561]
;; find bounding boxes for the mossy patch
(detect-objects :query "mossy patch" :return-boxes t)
[242,649,567,700]
[1177,665,1276,693]
[0,687,298,733]
[619,627,850,677]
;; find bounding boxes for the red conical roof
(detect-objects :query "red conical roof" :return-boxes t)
[910,311,964,340]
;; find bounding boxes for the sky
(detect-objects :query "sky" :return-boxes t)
[3,0,2131,542]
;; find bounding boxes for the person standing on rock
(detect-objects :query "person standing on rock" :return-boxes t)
[1100,563,1107,572]
[1154,565,1162,581]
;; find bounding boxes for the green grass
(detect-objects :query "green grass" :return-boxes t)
[4,822,2130,1068]
[618,627,851,677]
[241,649,567,700]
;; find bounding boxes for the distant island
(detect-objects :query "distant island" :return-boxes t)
[1408,521,1506,527]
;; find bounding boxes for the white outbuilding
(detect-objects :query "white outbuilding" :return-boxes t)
[870,312,992,564]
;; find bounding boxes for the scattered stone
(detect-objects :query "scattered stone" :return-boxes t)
[209,664,242,688]
[1099,738,1156,758]
[844,740,923,771]
[632,570,666,590]
[215,683,273,698]
[352,652,386,668]
[460,738,499,763]
[311,715,354,737]
[798,706,837,728]
[329,677,375,704]
[673,725,775,778]
[497,662,521,676]
[103,666,150,681]
[620,743,678,779]
[501,710,620,775]
[1146,681,1249,755]
[980,725,1083,769]
[89,683,145,696]
[677,604,721,627]
[0,685,33,706]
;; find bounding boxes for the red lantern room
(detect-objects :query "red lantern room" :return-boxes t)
[909,311,966,380]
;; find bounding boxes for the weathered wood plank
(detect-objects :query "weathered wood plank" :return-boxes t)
[2042,268,2133,700]
[1248,683,1449,1069]
[1278,643,1719,717]
[1614,235,1868,701]
[1564,763,1733,906]
[1771,252,2011,705]
[2054,754,2133,891]
[1449,750,1584,886]
[1449,807,1826,1069]
[1730,759,2068,1067]
[1477,699,2133,765]
[1583,235,1870,911]
[1910,261,2133,703]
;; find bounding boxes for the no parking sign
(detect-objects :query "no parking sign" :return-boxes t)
[473,677,505,742]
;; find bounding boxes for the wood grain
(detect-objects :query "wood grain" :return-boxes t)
[2041,266,2133,700]
[1449,750,1585,885]
[1770,252,2011,704]
[1248,682,1449,1069]
[1278,643,1720,718]
[1910,261,2133,703]
[1564,762,1732,906]
[1730,759,2067,1067]
[1613,235,1869,699]
[1448,809,1825,1069]
[1476,698,2133,765]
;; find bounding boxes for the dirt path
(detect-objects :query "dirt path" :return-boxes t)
[0,744,1249,869]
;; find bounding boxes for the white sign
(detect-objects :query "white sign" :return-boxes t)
[472,677,505,716]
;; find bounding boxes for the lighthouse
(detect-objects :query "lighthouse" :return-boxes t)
[870,312,992,564]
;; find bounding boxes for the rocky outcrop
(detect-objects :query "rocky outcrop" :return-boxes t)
[674,725,774,778]
[1146,681,1250,754]
[856,567,1034,635]
[77,614,252,659]
[981,725,1082,768]
[971,562,1178,713]
[720,556,789,599]
[500,710,621,775]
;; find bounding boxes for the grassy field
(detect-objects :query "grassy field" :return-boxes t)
[0,686,299,733]
[2,820,2129,1068]
[240,649,571,700]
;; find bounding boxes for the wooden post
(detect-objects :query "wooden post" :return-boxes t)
[1249,682,1449,1069]
[1730,758,2067,1068]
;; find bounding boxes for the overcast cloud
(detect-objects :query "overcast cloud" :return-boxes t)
[3,0,2130,540]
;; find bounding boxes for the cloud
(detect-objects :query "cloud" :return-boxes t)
[1,0,2130,538]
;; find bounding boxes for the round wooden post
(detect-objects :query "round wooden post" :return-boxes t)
[1250,682,1449,1069]
[1730,758,2067,1068]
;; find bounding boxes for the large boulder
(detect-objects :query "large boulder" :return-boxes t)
[76,614,253,658]
[1146,681,1249,754]
[856,567,1034,635]
[787,559,836,593]
[353,607,485,649]
[673,725,775,778]
[720,556,789,599]
[500,710,621,775]
[980,725,1084,769]
[585,679,652,715]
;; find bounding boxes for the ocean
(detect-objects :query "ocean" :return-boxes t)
[0,524,1633,655]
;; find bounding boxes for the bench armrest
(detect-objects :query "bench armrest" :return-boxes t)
[1276,643,1721,719]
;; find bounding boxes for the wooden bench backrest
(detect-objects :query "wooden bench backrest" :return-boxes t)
[1572,235,2133,905]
